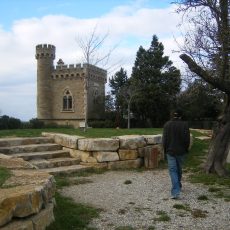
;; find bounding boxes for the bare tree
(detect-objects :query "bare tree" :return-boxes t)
[174,0,230,176]
[119,85,139,129]
[76,26,120,131]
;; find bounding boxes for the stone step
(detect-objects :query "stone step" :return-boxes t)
[29,157,81,169]
[38,164,92,175]
[11,150,70,161]
[0,143,62,155]
[0,137,54,147]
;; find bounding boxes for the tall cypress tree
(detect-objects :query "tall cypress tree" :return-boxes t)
[131,35,181,127]
[109,68,129,126]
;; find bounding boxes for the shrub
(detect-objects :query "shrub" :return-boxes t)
[88,120,115,128]
[0,115,22,129]
[29,118,44,129]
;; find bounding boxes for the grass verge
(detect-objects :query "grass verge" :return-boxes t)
[154,210,170,222]
[50,168,108,229]
[55,168,107,189]
[0,167,11,187]
[47,192,100,230]
[0,128,162,138]
[184,131,230,201]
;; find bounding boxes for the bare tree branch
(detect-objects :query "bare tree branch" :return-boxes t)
[180,54,230,94]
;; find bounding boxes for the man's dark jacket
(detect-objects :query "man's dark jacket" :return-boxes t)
[163,118,190,156]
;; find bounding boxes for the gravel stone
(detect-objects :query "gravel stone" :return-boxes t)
[60,169,230,230]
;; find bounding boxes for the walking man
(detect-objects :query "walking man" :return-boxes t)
[163,110,190,199]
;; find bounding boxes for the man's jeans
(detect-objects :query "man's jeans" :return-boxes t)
[167,154,185,197]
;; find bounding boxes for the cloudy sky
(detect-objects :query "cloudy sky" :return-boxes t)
[0,0,184,121]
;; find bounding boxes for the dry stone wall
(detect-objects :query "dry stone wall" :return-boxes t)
[0,158,55,230]
[42,132,164,170]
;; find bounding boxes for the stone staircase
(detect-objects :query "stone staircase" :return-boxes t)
[0,137,90,175]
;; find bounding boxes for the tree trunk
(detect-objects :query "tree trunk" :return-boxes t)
[203,99,230,177]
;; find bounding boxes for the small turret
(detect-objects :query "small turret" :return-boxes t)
[36,44,56,120]
[35,44,55,60]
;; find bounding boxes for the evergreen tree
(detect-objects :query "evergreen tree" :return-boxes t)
[109,68,129,127]
[177,79,224,122]
[131,35,181,127]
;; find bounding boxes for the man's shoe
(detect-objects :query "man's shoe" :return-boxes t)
[171,195,180,200]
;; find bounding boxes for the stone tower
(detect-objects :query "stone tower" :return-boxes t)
[36,44,55,119]
[35,44,107,128]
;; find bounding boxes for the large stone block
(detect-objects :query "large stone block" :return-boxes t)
[138,145,163,160]
[0,219,33,230]
[0,186,43,225]
[0,157,36,170]
[54,134,84,149]
[137,147,145,157]
[144,146,160,169]
[42,132,84,149]
[85,156,98,163]
[115,135,146,150]
[108,158,143,170]
[78,138,119,151]
[63,148,87,161]
[31,203,54,230]
[142,135,162,145]
[93,151,119,162]
[0,170,55,227]
[118,149,138,160]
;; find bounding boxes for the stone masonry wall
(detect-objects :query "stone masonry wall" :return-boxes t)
[42,132,164,169]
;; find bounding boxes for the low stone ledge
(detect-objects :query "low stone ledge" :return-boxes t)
[0,170,55,227]
[108,158,144,170]
[1,203,54,230]
[0,219,33,230]
[142,135,162,145]
[80,162,108,169]
[78,138,119,151]
[42,132,84,149]
[115,135,146,150]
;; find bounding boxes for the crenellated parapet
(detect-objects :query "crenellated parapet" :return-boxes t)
[35,44,55,59]
[83,63,107,76]
[52,61,107,83]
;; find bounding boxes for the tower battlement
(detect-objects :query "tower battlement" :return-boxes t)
[35,44,55,59]
[54,62,106,75]
[52,62,107,83]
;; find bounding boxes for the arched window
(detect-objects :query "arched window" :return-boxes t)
[93,89,98,104]
[62,89,73,111]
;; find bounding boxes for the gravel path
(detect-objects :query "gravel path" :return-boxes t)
[60,169,230,230]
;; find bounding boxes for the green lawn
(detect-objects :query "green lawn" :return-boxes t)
[47,192,100,230]
[0,128,162,138]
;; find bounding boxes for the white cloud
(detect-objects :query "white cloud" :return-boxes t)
[0,3,183,120]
